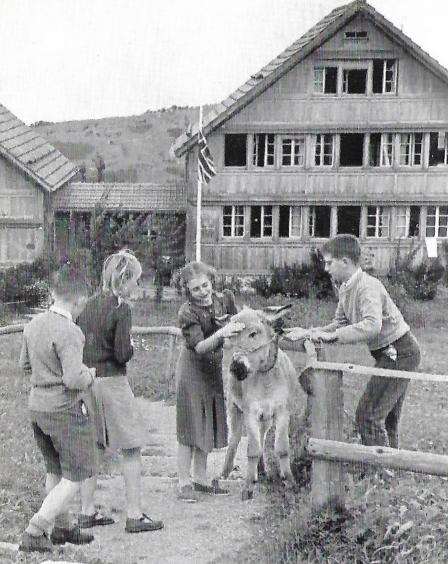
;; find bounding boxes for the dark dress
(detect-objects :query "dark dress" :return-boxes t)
[176,290,237,453]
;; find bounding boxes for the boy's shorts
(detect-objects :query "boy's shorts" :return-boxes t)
[30,397,97,482]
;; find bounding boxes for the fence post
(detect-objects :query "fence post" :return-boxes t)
[310,342,345,513]
[164,334,177,396]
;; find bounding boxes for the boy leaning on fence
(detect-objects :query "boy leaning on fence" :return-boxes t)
[285,234,421,450]
[18,265,97,553]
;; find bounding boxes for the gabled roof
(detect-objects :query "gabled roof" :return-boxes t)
[0,104,78,191]
[53,182,187,212]
[172,0,448,157]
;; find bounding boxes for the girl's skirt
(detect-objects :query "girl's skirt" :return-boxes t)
[92,376,147,450]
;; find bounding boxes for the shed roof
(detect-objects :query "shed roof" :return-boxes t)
[172,0,448,157]
[53,182,187,212]
[0,105,78,191]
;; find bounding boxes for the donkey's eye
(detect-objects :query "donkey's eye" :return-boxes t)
[248,331,257,339]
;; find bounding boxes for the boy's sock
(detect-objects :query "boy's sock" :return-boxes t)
[26,514,53,537]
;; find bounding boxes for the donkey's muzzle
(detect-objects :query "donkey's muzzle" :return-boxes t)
[230,355,249,381]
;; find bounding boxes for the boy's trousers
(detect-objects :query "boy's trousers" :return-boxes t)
[355,331,420,448]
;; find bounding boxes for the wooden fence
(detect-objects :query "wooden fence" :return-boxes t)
[5,321,448,514]
[303,340,448,513]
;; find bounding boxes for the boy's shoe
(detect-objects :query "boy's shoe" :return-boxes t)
[125,513,164,533]
[178,484,200,503]
[19,531,53,553]
[50,525,94,545]
[192,480,230,495]
[78,511,115,528]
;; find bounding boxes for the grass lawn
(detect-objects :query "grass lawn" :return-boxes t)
[1,291,448,562]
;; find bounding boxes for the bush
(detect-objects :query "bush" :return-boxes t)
[0,257,53,306]
[250,249,334,300]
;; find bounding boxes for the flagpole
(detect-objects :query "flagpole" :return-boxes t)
[195,106,203,262]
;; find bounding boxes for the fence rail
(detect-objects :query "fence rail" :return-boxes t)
[303,340,448,513]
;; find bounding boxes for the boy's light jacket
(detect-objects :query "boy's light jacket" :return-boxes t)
[323,269,410,351]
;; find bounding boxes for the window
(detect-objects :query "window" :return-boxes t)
[342,68,367,94]
[344,31,368,40]
[224,134,247,167]
[426,206,448,237]
[429,132,448,166]
[279,206,302,238]
[314,134,334,166]
[366,206,390,238]
[340,134,364,167]
[250,206,272,238]
[313,67,338,94]
[282,136,305,166]
[372,60,397,94]
[399,133,423,166]
[309,206,331,238]
[369,133,394,167]
[223,205,245,237]
[396,206,420,238]
[253,134,275,167]
[337,206,361,236]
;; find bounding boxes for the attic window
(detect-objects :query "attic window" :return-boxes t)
[253,134,275,167]
[373,59,397,94]
[313,67,337,94]
[224,134,247,167]
[344,31,368,40]
[343,68,367,94]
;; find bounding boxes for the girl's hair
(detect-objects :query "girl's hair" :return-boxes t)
[179,261,216,297]
[102,249,142,298]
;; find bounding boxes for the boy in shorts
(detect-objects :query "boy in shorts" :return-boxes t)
[285,234,420,449]
[18,265,97,553]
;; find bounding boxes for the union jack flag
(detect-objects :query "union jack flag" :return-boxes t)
[198,128,216,184]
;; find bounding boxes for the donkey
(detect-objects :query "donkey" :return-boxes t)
[221,305,305,500]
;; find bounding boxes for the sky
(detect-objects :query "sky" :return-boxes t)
[0,0,447,124]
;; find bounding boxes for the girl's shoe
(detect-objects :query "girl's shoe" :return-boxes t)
[178,484,200,503]
[78,511,115,528]
[19,532,52,553]
[125,513,164,533]
[192,480,229,495]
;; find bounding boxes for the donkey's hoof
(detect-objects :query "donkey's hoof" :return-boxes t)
[241,488,254,501]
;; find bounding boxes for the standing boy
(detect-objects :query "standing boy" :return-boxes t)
[285,234,420,449]
[19,266,97,552]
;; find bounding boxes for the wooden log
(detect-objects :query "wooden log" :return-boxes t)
[309,438,448,477]
[164,334,178,396]
[310,344,345,513]
[311,360,448,384]
[0,324,24,335]
[131,326,181,337]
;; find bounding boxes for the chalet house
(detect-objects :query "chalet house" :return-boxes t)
[0,104,77,265]
[172,0,448,274]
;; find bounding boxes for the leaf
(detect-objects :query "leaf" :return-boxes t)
[395,520,414,539]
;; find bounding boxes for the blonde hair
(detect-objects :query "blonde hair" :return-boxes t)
[102,249,142,299]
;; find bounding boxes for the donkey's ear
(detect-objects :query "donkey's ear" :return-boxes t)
[216,314,232,325]
[258,303,293,323]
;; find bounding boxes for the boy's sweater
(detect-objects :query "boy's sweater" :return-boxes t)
[323,269,409,351]
[19,308,94,412]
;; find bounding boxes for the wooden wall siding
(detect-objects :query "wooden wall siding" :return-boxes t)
[0,160,44,220]
[199,240,399,275]
[0,226,44,264]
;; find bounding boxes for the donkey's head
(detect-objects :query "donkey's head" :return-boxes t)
[225,304,292,381]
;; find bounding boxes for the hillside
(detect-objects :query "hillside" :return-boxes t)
[33,105,213,184]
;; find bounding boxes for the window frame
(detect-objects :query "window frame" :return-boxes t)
[366,205,390,238]
[224,133,247,168]
[281,135,305,167]
[395,205,420,238]
[222,205,245,238]
[308,205,331,238]
[253,133,276,168]
[250,205,273,239]
[342,65,369,95]
[426,205,448,238]
[313,66,338,94]
[399,133,423,167]
[314,134,334,167]
[429,132,448,167]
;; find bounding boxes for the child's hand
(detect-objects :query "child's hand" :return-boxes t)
[310,330,338,343]
[283,327,310,341]
[220,322,245,339]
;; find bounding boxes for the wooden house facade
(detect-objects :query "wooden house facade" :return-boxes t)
[0,104,77,265]
[173,0,448,274]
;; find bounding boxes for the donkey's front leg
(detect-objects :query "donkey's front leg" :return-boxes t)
[222,402,244,479]
[243,412,262,500]
[275,408,293,482]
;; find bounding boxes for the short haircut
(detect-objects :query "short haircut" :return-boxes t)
[180,261,216,296]
[102,249,142,298]
[51,265,89,300]
[321,234,361,264]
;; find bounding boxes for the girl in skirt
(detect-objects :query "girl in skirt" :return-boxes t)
[77,249,164,533]
[176,261,244,502]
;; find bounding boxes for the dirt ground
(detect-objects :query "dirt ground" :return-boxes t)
[0,399,268,564]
